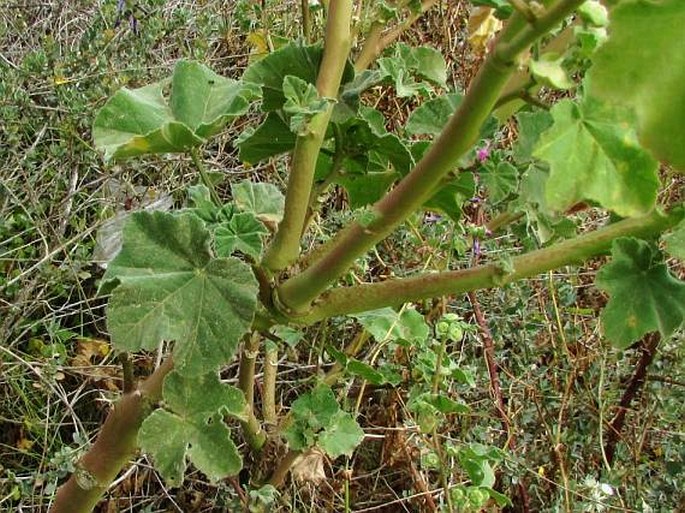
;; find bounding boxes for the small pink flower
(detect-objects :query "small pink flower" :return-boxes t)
[477,145,490,162]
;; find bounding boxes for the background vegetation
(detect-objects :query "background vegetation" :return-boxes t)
[1,1,683,511]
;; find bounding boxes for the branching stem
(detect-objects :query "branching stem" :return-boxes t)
[292,208,682,323]
[276,1,585,312]
[262,0,353,271]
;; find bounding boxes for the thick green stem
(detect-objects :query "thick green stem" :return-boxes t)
[238,332,260,411]
[276,1,585,313]
[50,358,174,513]
[262,0,353,271]
[238,332,267,450]
[241,411,267,451]
[294,208,682,323]
[263,344,278,426]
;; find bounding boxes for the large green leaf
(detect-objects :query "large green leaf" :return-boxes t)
[94,61,258,161]
[243,43,354,111]
[587,0,685,170]
[170,60,259,139]
[533,99,659,217]
[93,83,202,161]
[596,238,685,348]
[103,212,258,375]
[139,371,246,486]
[236,112,296,164]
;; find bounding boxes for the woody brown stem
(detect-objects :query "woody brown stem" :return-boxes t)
[50,358,174,513]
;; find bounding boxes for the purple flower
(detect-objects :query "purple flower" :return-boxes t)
[476,144,490,162]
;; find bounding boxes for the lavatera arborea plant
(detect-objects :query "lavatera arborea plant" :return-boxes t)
[52,1,685,512]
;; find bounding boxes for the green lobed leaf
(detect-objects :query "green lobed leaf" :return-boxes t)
[405,92,498,142]
[236,112,296,164]
[282,75,333,135]
[170,60,260,139]
[336,171,398,209]
[587,0,685,170]
[337,113,414,175]
[377,43,447,98]
[423,172,476,222]
[162,370,248,420]
[139,370,246,487]
[317,411,365,459]
[284,384,339,450]
[318,112,414,207]
[231,180,285,225]
[284,384,364,458]
[481,161,518,204]
[140,410,241,487]
[243,43,354,111]
[513,110,553,163]
[214,212,268,260]
[352,307,429,344]
[533,99,659,217]
[406,93,463,137]
[103,212,258,375]
[596,238,685,348]
[93,83,202,161]
[94,61,258,161]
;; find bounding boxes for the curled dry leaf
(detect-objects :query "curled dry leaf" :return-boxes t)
[467,7,502,53]
[291,448,327,484]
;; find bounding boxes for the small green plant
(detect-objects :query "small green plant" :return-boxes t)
[49,1,685,512]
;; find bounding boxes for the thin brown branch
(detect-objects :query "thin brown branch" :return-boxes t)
[468,290,531,512]
[604,333,661,466]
